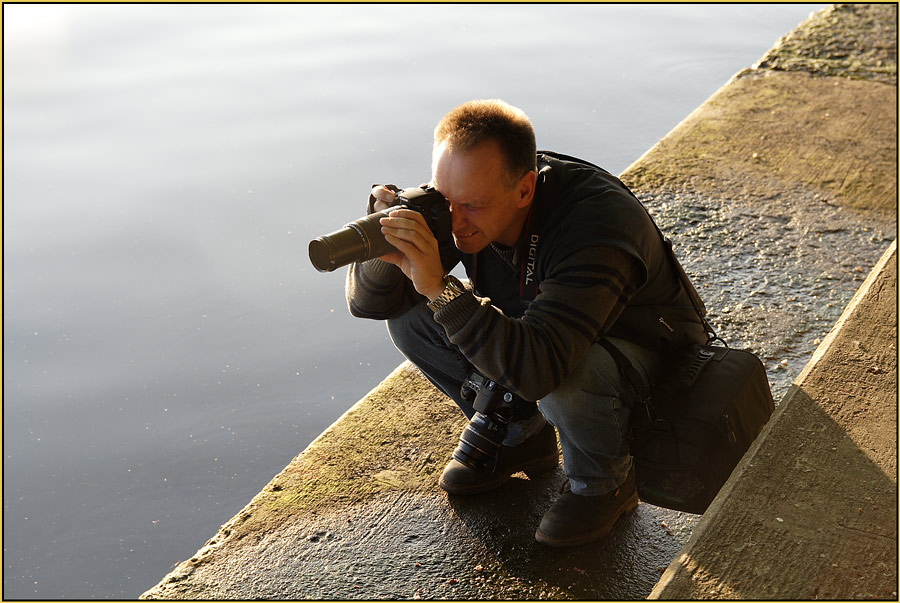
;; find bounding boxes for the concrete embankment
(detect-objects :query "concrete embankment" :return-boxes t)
[649,238,896,600]
[142,4,896,599]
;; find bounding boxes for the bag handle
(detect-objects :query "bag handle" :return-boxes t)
[678,347,716,390]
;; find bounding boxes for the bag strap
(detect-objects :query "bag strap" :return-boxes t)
[597,190,725,417]
[658,235,722,345]
[615,176,721,344]
[598,338,655,422]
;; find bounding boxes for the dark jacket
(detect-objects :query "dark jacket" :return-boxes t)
[462,151,708,351]
[346,151,707,400]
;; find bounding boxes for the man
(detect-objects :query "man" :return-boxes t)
[346,99,706,547]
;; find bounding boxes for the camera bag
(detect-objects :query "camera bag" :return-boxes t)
[601,339,775,514]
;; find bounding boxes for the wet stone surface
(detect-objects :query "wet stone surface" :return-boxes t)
[641,187,895,402]
[212,486,702,600]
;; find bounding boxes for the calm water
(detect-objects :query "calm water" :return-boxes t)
[3,4,823,598]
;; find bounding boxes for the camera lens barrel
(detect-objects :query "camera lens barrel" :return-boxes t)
[308,209,395,272]
[452,412,507,472]
[309,185,451,273]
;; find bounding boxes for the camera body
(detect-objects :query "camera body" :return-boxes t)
[452,371,533,472]
[309,185,455,272]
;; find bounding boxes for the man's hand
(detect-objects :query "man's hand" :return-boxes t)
[377,203,446,301]
[369,185,408,269]
[369,185,397,213]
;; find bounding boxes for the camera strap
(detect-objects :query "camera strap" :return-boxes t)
[517,163,557,301]
[467,163,555,303]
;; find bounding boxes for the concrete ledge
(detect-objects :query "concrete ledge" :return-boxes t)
[649,240,897,600]
[142,4,896,599]
[622,69,896,215]
[622,5,896,216]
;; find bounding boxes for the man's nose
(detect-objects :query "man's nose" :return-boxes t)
[449,205,466,231]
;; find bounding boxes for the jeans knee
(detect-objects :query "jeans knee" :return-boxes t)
[540,387,623,431]
[386,302,431,357]
[537,349,630,444]
[538,391,565,427]
[540,386,631,461]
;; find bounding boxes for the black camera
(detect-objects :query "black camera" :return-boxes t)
[452,371,536,472]
[309,184,455,273]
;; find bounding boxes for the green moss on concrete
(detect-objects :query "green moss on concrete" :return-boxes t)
[623,3,897,215]
[754,4,897,85]
[623,71,896,215]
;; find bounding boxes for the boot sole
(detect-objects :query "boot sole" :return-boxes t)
[438,453,559,495]
[534,490,639,547]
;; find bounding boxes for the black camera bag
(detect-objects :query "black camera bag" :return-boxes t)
[602,340,775,514]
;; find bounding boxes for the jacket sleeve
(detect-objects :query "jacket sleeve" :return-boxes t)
[345,258,425,320]
[432,245,640,401]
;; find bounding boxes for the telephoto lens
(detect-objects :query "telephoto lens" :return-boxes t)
[308,208,395,272]
[309,184,453,273]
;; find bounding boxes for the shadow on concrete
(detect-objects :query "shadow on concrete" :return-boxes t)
[444,467,697,600]
[653,345,897,598]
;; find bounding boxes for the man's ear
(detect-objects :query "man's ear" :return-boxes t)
[516,170,537,209]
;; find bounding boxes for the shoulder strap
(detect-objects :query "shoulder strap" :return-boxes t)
[658,235,720,344]
[598,338,648,400]
[597,182,727,411]
[612,176,720,344]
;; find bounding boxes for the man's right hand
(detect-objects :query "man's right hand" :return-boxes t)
[369,186,446,300]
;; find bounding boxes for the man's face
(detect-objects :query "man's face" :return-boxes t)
[431,139,535,255]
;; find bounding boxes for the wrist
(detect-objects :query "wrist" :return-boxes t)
[425,281,447,302]
[427,274,466,313]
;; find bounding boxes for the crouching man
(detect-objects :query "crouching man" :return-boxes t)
[346,99,705,547]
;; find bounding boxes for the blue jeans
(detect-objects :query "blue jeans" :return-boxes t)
[386,301,663,496]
